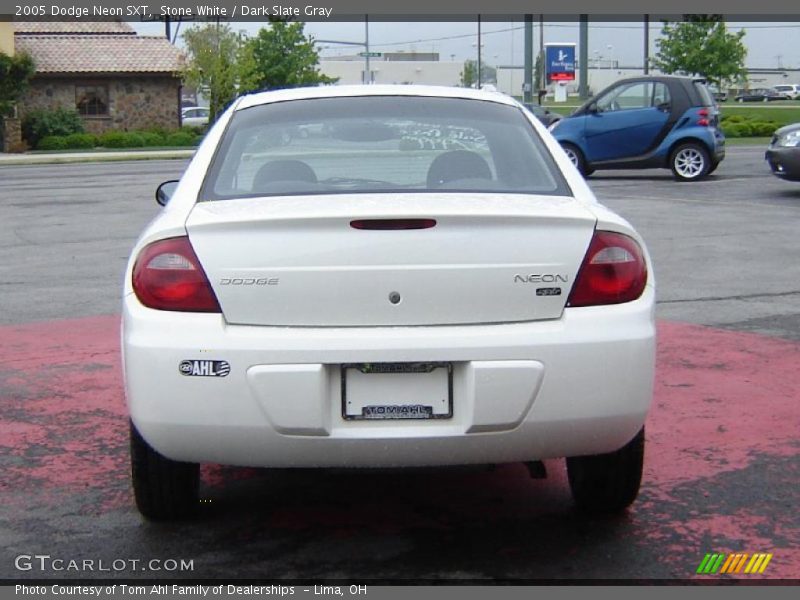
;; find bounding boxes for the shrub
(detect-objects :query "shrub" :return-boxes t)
[722,122,759,138]
[750,121,778,137]
[63,133,97,149]
[98,131,126,148]
[721,114,746,123]
[124,133,146,147]
[721,124,741,138]
[36,135,69,151]
[98,131,146,148]
[180,124,206,136]
[164,131,196,147]
[22,108,85,147]
[145,126,169,138]
[737,122,754,137]
[140,132,166,147]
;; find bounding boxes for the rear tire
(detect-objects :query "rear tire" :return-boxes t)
[561,143,592,177]
[670,142,711,181]
[567,427,644,514]
[130,420,199,520]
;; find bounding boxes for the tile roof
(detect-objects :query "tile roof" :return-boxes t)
[13,21,135,35]
[15,34,185,74]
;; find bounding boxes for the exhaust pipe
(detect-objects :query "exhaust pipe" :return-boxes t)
[524,460,547,479]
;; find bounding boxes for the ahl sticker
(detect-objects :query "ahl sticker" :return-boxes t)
[179,360,230,377]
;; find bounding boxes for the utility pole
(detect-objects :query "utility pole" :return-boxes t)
[643,15,650,74]
[477,15,482,87]
[524,15,533,103]
[539,15,545,92]
[364,15,370,84]
[579,15,588,99]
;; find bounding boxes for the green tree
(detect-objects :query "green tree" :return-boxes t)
[534,53,544,92]
[182,24,244,122]
[461,60,477,87]
[460,60,496,88]
[653,16,747,89]
[239,21,336,92]
[0,51,35,116]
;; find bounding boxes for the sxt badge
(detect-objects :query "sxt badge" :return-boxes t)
[179,360,230,377]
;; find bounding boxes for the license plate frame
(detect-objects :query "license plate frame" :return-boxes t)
[341,362,454,421]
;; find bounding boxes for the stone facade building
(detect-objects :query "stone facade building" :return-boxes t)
[2,22,184,151]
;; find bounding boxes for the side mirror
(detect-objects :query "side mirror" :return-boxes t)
[587,102,598,114]
[155,180,179,206]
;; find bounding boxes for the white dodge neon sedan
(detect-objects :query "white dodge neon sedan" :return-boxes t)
[122,85,655,520]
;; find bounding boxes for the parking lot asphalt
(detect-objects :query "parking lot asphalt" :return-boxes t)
[1,147,798,581]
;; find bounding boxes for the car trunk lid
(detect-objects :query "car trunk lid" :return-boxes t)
[185,193,597,327]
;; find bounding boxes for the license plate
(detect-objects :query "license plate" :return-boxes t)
[341,362,453,420]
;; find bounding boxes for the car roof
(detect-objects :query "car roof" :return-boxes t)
[610,74,705,85]
[235,84,520,111]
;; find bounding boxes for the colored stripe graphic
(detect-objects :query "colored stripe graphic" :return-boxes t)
[697,554,713,574]
[710,554,725,574]
[720,554,747,573]
[733,554,749,573]
[745,553,774,574]
[720,554,737,574]
[759,554,773,573]
[698,554,726,574]
[699,552,773,575]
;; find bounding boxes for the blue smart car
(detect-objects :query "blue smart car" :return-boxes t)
[550,76,725,181]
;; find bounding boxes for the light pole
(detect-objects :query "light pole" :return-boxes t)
[364,15,370,84]
[477,15,482,87]
[471,42,485,88]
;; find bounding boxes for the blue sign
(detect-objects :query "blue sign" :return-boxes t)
[545,45,576,81]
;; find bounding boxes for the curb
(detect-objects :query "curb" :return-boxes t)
[0,150,195,166]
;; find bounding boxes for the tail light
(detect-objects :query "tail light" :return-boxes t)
[132,236,220,312]
[697,108,710,127]
[568,231,648,307]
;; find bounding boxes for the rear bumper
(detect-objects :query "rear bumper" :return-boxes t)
[122,287,656,467]
[711,131,726,162]
[766,147,800,181]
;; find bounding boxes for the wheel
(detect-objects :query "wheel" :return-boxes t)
[561,143,592,177]
[567,427,645,514]
[707,159,720,175]
[737,97,744,103]
[130,420,199,520]
[670,142,711,181]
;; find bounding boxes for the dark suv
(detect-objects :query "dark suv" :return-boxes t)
[551,76,725,181]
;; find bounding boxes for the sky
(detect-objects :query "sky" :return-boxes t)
[132,20,800,71]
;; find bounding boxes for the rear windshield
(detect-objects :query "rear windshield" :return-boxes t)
[693,81,715,106]
[201,96,570,200]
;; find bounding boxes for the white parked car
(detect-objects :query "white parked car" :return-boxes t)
[181,106,210,127]
[772,84,800,100]
[123,85,655,520]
